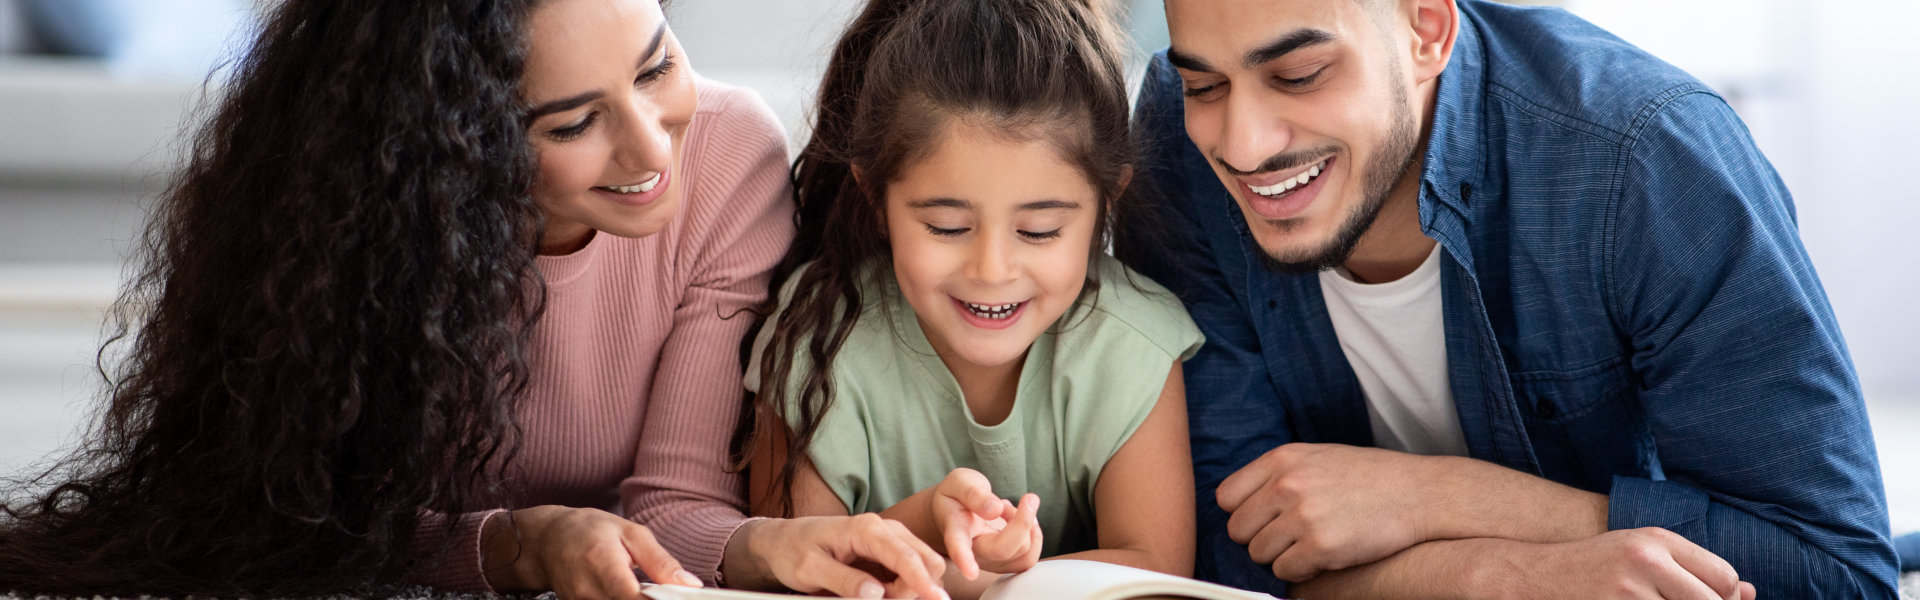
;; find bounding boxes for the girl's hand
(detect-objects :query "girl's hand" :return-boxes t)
[968,494,1043,575]
[482,505,702,599]
[742,515,949,600]
[929,468,1021,580]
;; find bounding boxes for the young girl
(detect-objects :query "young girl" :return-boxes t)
[744,0,1201,596]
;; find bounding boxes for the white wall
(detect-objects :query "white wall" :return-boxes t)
[1565,0,1920,402]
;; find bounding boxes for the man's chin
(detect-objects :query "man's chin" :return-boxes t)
[1249,220,1364,275]
[1255,243,1350,275]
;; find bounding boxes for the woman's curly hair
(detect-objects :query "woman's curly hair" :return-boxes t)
[0,0,554,595]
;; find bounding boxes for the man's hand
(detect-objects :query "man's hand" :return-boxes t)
[1479,528,1756,600]
[1217,443,1611,582]
[1216,443,1445,581]
[1292,530,1757,600]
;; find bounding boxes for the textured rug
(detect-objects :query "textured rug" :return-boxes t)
[0,587,534,600]
[0,578,1914,599]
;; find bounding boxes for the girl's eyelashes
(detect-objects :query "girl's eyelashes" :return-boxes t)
[547,111,599,142]
[923,223,1063,241]
[925,224,969,237]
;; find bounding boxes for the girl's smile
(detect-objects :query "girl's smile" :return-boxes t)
[952,296,1029,329]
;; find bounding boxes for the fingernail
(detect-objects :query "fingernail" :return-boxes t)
[676,569,703,587]
[858,581,885,599]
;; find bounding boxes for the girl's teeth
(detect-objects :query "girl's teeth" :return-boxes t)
[963,301,1020,320]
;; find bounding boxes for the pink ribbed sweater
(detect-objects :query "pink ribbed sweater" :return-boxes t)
[409,79,794,591]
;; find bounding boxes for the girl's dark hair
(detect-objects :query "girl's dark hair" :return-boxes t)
[0,0,549,595]
[745,0,1137,517]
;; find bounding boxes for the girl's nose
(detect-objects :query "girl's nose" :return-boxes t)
[965,234,1016,286]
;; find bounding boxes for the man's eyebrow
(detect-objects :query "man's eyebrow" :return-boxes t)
[1245,28,1336,68]
[1166,46,1214,73]
[528,22,670,119]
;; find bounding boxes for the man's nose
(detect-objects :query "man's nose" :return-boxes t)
[1219,91,1291,175]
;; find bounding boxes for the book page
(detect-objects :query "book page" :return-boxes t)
[640,583,834,600]
[980,560,1282,600]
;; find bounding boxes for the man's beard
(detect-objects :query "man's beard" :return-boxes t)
[1256,61,1422,276]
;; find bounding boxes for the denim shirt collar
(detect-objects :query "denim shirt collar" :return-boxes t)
[1409,10,1549,472]
[1416,9,1489,271]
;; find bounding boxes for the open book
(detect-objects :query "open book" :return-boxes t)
[980,560,1281,600]
[638,560,1282,600]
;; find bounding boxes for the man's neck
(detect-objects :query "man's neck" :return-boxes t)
[1342,77,1443,285]
[1342,162,1437,284]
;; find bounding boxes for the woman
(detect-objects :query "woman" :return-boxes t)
[0,1,944,598]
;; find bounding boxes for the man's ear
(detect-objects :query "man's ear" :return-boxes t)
[1405,0,1459,84]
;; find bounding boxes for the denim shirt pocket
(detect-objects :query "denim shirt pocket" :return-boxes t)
[1507,356,1652,493]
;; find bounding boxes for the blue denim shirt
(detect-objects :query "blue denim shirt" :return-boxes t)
[1122,1,1896,596]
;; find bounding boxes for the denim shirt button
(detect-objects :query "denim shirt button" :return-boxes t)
[1460,182,1473,203]
[1535,398,1557,419]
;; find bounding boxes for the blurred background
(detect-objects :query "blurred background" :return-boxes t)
[0,0,1912,541]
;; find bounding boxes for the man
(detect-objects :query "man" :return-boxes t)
[1119,0,1898,597]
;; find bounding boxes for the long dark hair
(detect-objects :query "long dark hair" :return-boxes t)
[744,0,1138,517]
[0,0,550,595]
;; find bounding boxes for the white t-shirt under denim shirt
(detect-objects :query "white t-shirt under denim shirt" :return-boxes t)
[1317,244,1468,457]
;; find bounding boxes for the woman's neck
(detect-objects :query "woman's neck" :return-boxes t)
[540,222,596,255]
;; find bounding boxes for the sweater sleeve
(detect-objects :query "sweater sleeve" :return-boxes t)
[618,81,796,584]
[393,508,506,591]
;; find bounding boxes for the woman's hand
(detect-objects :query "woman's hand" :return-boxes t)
[482,505,702,599]
[736,515,949,600]
[929,469,1043,580]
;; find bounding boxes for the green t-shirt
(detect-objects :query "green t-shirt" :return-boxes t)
[745,255,1203,557]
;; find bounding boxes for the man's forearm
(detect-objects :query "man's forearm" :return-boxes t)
[1414,454,1608,544]
[1288,538,1498,600]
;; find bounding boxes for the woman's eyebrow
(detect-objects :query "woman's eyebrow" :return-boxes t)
[527,22,669,118]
